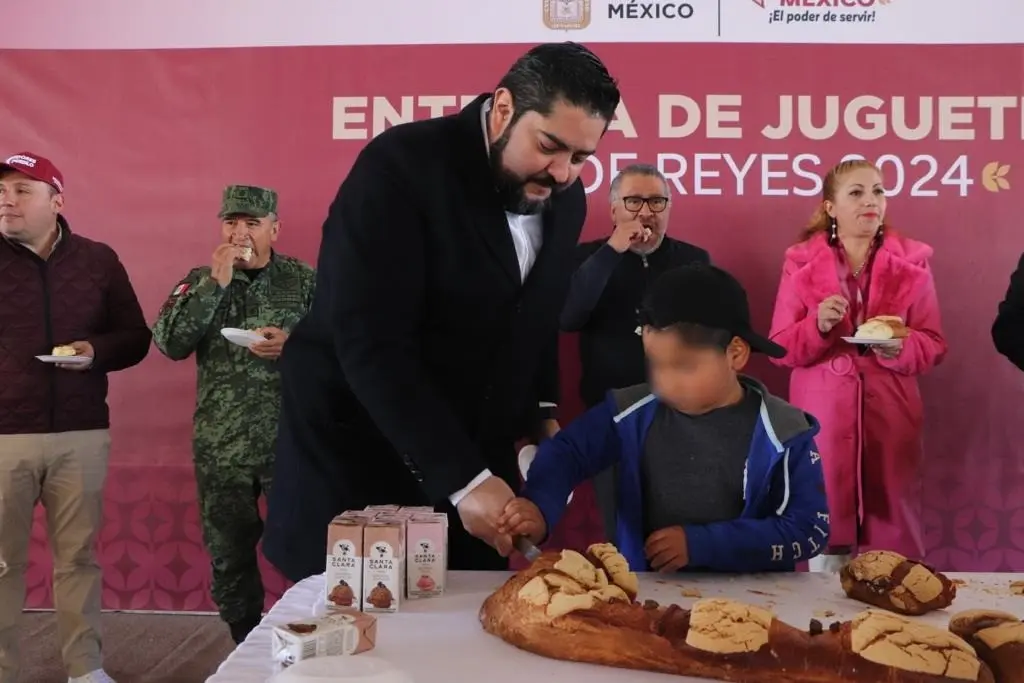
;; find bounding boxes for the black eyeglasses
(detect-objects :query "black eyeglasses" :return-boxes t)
[622,196,669,213]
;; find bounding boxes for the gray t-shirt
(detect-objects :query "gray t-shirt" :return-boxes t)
[641,389,761,535]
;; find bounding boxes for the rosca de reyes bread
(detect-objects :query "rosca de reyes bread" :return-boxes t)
[949,610,1024,683]
[840,550,957,615]
[479,543,993,683]
[856,315,910,340]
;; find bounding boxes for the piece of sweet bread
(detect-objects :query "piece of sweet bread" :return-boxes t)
[840,550,956,615]
[856,315,909,340]
[949,609,1024,683]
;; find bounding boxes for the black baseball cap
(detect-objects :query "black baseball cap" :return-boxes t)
[638,264,787,359]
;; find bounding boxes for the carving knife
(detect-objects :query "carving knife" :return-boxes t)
[513,536,542,562]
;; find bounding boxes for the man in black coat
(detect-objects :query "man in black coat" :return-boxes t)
[263,42,621,578]
[561,163,711,408]
[993,252,1024,370]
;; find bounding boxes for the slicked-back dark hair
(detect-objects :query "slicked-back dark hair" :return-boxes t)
[496,42,620,125]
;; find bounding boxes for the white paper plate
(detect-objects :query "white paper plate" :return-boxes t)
[841,337,896,345]
[221,327,266,347]
[36,355,91,365]
[269,655,414,683]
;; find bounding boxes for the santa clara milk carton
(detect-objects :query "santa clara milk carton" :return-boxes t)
[406,512,448,599]
[325,517,364,611]
[362,517,404,613]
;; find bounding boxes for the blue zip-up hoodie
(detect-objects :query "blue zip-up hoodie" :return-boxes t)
[522,377,830,572]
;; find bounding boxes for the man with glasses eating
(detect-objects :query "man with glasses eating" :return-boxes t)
[560,163,710,409]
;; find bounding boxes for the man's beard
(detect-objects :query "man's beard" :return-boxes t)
[489,133,569,215]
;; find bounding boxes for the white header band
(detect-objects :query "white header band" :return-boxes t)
[2,0,1020,50]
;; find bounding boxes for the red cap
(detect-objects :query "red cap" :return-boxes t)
[0,152,64,193]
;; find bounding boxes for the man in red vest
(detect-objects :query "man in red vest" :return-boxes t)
[0,152,151,683]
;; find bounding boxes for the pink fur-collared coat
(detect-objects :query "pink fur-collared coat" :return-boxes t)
[768,231,947,559]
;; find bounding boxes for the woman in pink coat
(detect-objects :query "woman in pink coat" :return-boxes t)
[768,159,947,570]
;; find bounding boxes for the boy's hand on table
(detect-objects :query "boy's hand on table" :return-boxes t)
[645,526,689,572]
[497,497,547,546]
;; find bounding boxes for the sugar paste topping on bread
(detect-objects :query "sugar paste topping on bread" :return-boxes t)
[851,610,980,680]
[684,599,773,654]
[515,546,635,619]
[846,550,946,604]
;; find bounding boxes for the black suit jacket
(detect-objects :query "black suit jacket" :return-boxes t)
[264,95,586,576]
[561,236,710,407]
[993,251,1024,370]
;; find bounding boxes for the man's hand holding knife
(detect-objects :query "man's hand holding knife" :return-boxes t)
[455,464,552,559]
[455,475,517,557]
[498,497,548,556]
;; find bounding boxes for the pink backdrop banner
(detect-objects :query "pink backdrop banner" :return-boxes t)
[1,42,1022,611]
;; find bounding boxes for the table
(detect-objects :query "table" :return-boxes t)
[207,570,1024,683]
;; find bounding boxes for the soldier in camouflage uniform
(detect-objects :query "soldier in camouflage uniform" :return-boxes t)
[151,185,315,643]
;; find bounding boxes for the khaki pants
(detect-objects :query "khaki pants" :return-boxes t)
[0,430,110,682]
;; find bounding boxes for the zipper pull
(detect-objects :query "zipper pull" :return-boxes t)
[641,254,649,268]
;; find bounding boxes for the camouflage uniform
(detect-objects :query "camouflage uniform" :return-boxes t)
[151,186,315,632]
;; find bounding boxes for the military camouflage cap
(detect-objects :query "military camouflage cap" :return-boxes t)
[218,185,278,218]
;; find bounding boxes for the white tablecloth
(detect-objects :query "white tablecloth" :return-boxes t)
[207,570,1024,683]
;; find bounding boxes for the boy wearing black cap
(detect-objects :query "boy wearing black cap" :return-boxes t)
[499,264,830,573]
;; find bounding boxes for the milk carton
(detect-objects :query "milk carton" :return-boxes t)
[325,517,364,610]
[362,517,404,613]
[406,513,448,599]
[271,610,377,670]
[339,510,378,522]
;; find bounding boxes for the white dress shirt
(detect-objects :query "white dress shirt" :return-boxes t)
[448,100,547,507]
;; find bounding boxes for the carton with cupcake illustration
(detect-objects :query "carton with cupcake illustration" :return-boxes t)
[362,518,404,613]
[406,513,448,599]
[325,517,365,611]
